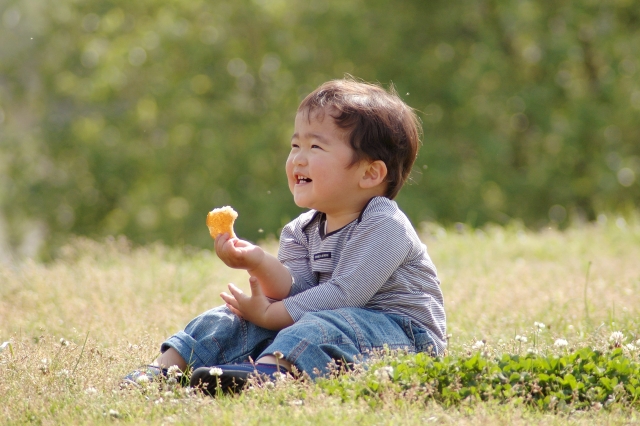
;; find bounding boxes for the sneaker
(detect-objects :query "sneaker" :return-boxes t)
[121,365,167,388]
[189,363,288,396]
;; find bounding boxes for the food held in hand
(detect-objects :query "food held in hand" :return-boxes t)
[206,206,238,239]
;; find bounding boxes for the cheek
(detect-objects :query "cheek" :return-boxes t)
[285,158,296,187]
[285,157,293,175]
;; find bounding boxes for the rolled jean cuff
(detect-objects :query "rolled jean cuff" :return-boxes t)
[161,331,212,369]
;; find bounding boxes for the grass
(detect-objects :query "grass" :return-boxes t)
[1,216,639,424]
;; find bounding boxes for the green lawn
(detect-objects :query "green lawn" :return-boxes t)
[1,218,639,424]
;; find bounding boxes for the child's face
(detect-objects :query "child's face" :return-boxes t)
[287,109,369,215]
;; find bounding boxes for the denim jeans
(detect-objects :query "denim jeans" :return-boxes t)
[162,305,437,379]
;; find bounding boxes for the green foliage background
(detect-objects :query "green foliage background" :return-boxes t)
[1,0,639,256]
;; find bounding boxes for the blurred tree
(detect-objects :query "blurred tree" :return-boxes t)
[0,0,638,258]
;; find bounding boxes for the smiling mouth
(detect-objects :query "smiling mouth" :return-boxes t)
[296,175,312,184]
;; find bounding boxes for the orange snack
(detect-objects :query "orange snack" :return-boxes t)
[206,206,238,239]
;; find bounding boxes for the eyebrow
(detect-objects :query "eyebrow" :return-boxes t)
[291,132,329,143]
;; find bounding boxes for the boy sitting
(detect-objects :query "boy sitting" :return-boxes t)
[124,78,446,394]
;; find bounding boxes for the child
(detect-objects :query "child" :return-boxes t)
[124,78,447,393]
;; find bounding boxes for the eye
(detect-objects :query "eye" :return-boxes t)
[311,144,322,149]
[291,143,299,149]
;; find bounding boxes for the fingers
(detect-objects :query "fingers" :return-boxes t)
[248,276,262,296]
[216,234,251,268]
[232,239,252,248]
[226,303,244,318]
[220,287,242,309]
[221,286,248,319]
[217,234,251,254]
[221,282,250,302]
[214,233,229,256]
[227,283,244,298]
[215,232,229,242]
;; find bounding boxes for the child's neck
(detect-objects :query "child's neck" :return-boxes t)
[324,211,361,234]
[324,195,381,233]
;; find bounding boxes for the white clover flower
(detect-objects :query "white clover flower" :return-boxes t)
[374,366,394,379]
[0,341,13,357]
[625,343,636,351]
[265,381,275,389]
[136,374,150,385]
[209,367,223,376]
[472,340,485,349]
[274,372,288,382]
[167,365,182,378]
[515,335,528,343]
[60,338,69,346]
[527,348,538,354]
[534,322,545,330]
[609,331,626,347]
[554,339,568,348]
[85,387,97,394]
[56,369,71,377]
[39,358,50,374]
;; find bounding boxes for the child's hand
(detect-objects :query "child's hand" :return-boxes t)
[215,233,265,271]
[221,277,271,324]
[221,277,294,330]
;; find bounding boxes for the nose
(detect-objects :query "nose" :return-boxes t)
[290,149,307,166]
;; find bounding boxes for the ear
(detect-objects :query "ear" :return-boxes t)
[359,160,388,189]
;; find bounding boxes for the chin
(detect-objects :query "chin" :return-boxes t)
[292,195,305,207]
[293,196,314,210]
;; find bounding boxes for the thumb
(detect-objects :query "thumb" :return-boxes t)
[248,276,263,296]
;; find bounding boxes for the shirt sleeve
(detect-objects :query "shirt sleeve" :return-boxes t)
[277,219,318,296]
[283,212,412,321]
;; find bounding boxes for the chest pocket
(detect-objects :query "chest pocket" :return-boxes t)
[311,251,338,275]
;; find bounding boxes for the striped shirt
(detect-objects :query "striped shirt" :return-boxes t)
[279,196,447,354]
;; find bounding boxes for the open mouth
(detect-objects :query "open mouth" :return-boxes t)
[296,175,312,184]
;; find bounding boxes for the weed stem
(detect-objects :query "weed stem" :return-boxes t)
[72,330,90,376]
[584,261,592,326]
